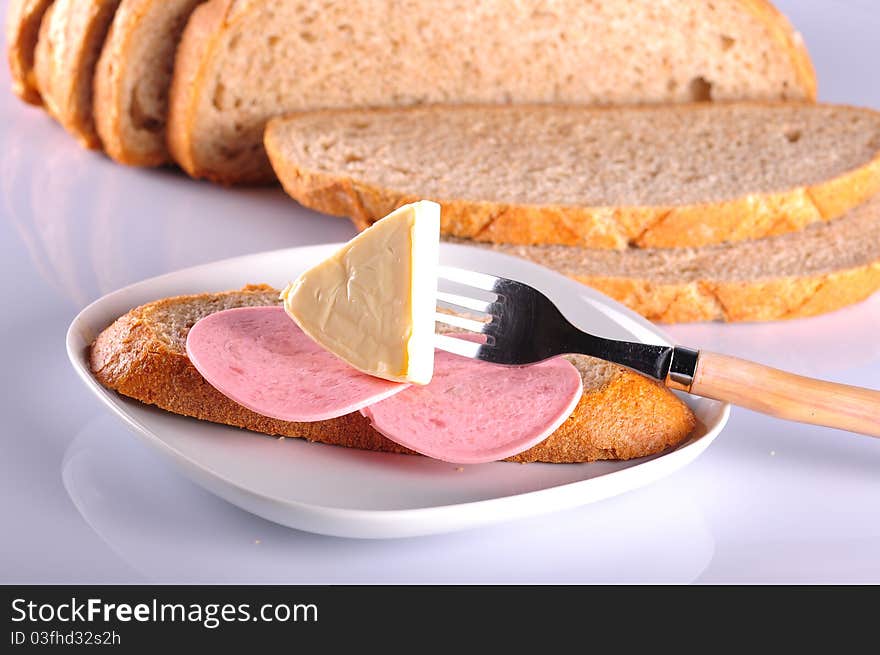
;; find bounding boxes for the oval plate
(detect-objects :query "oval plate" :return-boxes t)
[66,243,729,538]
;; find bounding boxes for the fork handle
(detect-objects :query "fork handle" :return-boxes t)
[685,351,880,437]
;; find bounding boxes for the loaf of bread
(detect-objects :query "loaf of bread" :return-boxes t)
[477,193,880,322]
[5,0,54,105]
[14,1,869,325]
[89,285,697,463]
[168,0,816,183]
[265,103,880,249]
[93,0,204,166]
[33,0,122,148]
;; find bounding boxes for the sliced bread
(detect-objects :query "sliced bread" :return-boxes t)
[33,0,122,149]
[265,103,880,249]
[89,285,696,463]
[472,193,880,323]
[5,0,55,105]
[168,0,815,184]
[93,0,204,166]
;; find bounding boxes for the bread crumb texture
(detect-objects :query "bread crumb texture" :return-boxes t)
[266,103,880,249]
[33,0,123,148]
[170,0,815,182]
[94,0,206,165]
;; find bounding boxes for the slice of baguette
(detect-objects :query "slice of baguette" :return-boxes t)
[5,0,55,105]
[168,0,815,184]
[474,193,880,323]
[89,285,696,463]
[33,0,122,149]
[265,103,880,250]
[93,0,204,166]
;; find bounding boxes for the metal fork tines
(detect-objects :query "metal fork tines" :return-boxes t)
[433,265,697,387]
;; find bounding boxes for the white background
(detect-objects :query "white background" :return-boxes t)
[0,0,878,583]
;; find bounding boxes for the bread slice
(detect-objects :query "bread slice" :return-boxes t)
[33,0,122,149]
[89,285,696,463]
[265,103,880,250]
[5,0,55,105]
[93,0,204,166]
[473,193,880,323]
[168,0,815,184]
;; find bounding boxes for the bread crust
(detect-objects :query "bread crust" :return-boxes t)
[579,262,880,323]
[265,102,880,250]
[88,286,696,463]
[171,0,819,185]
[94,0,203,166]
[742,0,817,101]
[6,0,55,105]
[166,0,265,183]
[93,0,150,163]
[740,0,817,101]
[33,0,122,149]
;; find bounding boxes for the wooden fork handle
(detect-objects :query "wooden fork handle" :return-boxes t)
[688,351,880,437]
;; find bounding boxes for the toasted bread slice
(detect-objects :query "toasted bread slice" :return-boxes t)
[33,0,122,149]
[5,0,55,105]
[265,103,880,250]
[476,193,880,323]
[168,0,815,183]
[89,285,696,463]
[93,0,204,166]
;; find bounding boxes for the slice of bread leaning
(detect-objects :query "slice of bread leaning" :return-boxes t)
[33,0,122,149]
[168,0,815,184]
[89,286,697,463]
[478,193,880,323]
[5,0,55,105]
[265,103,880,250]
[93,0,205,166]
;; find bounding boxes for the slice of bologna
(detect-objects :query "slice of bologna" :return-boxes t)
[186,306,407,422]
[361,340,584,464]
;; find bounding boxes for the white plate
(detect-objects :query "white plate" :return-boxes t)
[66,243,729,538]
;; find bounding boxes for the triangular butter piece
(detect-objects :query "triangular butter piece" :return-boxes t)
[281,201,440,384]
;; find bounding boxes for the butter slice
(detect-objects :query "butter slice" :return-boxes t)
[281,201,440,384]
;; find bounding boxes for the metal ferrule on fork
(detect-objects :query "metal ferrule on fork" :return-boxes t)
[665,346,700,392]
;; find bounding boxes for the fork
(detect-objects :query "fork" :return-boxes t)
[433,266,880,438]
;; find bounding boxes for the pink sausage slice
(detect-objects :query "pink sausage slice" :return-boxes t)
[361,343,584,464]
[186,306,407,422]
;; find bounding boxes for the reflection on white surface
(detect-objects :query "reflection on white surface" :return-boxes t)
[62,416,714,583]
[0,111,358,310]
[687,409,880,583]
[667,296,880,377]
